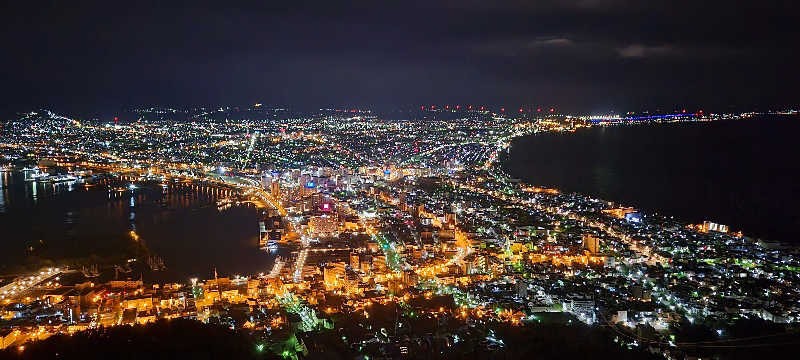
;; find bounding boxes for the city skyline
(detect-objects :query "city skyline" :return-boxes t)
[1,107,798,359]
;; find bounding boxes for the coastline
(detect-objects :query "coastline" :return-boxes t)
[500,116,800,245]
[0,172,273,281]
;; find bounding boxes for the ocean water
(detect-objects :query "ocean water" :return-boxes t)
[504,116,800,243]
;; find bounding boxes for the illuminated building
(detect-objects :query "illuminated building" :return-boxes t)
[260,172,273,189]
[602,207,638,220]
[271,181,281,199]
[624,212,642,223]
[359,255,372,273]
[260,214,284,247]
[701,221,729,233]
[402,270,418,287]
[323,263,346,290]
[0,329,20,350]
[308,216,338,237]
[582,234,600,254]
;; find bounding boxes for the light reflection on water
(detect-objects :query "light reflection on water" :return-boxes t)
[0,172,7,213]
[0,171,276,282]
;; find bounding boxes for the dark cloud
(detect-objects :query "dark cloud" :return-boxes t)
[0,0,798,116]
[617,44,678,58]
[529,38,575,48]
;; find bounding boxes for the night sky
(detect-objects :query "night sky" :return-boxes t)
[1,1,798,116]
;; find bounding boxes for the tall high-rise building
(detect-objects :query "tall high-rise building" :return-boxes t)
[582,234,600,254]
[270,181,280,198]
[445,213,457,227]
[260,172,272,189]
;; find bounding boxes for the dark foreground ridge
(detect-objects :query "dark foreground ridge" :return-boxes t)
[0,319,259,360]
[0,318,662,360]
[3,316,799,359]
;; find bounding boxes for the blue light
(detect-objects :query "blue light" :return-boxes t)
[305,181,315,188]
[625,212,642,223]
[590,113,695,123]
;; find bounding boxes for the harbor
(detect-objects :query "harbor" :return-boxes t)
[0,170,278,283]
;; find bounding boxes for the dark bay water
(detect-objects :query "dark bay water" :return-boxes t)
[0,172,275,281]
[504,116,800,243]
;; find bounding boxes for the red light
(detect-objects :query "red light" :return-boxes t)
[445,105,449,110]
[682,109,686,113]
[114,116,119,123]
[537,108,541,112]
[421,106,425,110]
[500,107,504,112]
[468,105,472,110]
[480,106,485,111]
[519,108,524,113]
[456,105,460,109]
[549,108,555,112]
[431,105,436,110]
